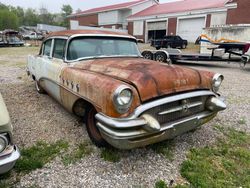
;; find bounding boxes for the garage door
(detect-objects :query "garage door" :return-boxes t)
[147,21,167,31]
[177,17,205,42]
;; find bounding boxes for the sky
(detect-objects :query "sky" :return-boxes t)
[0,0,179,13]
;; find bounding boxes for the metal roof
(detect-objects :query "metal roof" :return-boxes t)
[129,0,229,19]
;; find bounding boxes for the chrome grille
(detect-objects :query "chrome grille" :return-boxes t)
[143,96,208,124]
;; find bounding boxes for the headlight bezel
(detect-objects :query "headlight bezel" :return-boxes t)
[113,85,133,114]
[0,134,8,153]
[212,73,224,93]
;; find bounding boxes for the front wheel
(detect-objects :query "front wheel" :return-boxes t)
[85,107,109,148]
[142,51,153,60]
[35,80,46,94]
[181,44,187,49]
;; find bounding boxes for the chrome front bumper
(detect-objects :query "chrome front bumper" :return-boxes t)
[0,145,20,174]
[96,91,226,149]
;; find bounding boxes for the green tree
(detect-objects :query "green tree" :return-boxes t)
[12,6,25,26]
[0,9,18,30]
[23,8,40,26]
[61,4,73,28]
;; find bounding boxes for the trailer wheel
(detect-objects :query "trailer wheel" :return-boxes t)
[155,52,167,62]
[142,51,153,60]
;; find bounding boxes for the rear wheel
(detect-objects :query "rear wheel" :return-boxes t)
[85,106,109,148]
[35,80,46,94]
[155,52,167,62]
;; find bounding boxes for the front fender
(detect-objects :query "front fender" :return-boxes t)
[60,67,141,118]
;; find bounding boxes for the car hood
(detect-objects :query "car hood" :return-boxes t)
[72,58,213,102]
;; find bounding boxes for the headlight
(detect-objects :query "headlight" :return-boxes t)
[0,135,8,153]
[113,86,133,114]
[212,73,224,93]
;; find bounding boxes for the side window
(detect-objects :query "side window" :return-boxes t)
[43,39,52,56]
[53,39,66,59]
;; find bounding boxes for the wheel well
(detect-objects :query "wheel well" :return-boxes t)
[72,98,94,117]
[32,75,36,81]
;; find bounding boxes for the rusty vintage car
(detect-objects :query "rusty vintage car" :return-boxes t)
[27,30,226,149]
[0,93,20,174]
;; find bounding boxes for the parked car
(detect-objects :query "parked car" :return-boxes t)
[0,93,20,174]
[23,32,44,40]
[151,35,188,50]
[27,30,226,149]
[0,30,24,47]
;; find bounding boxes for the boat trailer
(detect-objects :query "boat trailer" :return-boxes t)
[142,42,250,67]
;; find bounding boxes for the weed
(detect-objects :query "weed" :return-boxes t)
[15,140,68,173]
[62,142,93,166]
[155,179,168,188]
[150,140,175,160]
[0,140,68,186]
[100,148,120,162]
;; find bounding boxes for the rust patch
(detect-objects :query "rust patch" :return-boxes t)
[60,67,141,118]
[72,58,213,102]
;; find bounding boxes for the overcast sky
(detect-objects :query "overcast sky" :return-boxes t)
[0,0,179,13]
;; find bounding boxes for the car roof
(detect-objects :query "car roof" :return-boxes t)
[46,30,135,40]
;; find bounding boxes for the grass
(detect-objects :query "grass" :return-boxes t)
[150,140,175,160]
[0,46,39,56]
[100,148,121,162]
[15,140,68,173]
[62,141,93,166]
[0,140,68,186]
[155,180,168,188]
[180,127,250,188]
[0,46,39,68]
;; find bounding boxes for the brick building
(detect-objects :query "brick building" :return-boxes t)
[69,0,250,42]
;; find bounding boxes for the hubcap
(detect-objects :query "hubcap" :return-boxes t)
[156,55,165,62]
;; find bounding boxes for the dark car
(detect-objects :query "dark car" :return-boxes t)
[151,35,188,50]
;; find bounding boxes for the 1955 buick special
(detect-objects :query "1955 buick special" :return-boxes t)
[27,30,226,149]
[0,93,20,174]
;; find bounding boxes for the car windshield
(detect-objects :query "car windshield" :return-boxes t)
[67,37,141,61]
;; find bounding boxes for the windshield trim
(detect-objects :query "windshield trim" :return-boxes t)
[64,35,141,63]
[66,54,143,63]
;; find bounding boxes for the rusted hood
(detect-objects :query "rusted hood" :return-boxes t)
[72,58,213,102]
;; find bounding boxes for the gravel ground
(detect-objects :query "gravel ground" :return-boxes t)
[0,46,249,187]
